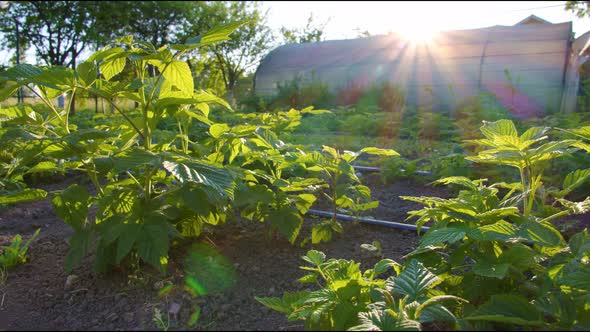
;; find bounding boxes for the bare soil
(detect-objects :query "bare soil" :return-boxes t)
[0,172,585,331]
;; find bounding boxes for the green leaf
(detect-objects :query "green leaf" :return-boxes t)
[116,223,141,263]
[298,274,318,284]
[349,309,420,331]
[1,63,43,81]
[499,243,544,271]
[466,294,543,326]
[181,20,249,49]
[0,188,47,205]
[136,220,169,270]
[100,49,127,81]
[188,307,201,327]
[519,220,565,247]
[162,60,193,97]
[520,126,550,141]
[373,259,400,277]
[473,220,518,242]
[26,161,61,174]
[359,147,399,156]
[294,193,316,214]
[561,169,590,196]
[51,185,91,231]
[65,230,91,273]
[268,206,303,243]
[472,261,509,279]
[311,222,333,244]
[76,61,97,86]
[415,295,467,320]
[234,184,273,207]
[112,148,162,173]
[302,250,326,266]
[392,259,439,302]
[420,227,466,248]
[559,269,590,291]
[322,145,339,159]
[62,128,114,145]
[162,160,234,198]
[209,123,230,138]
[564,126,590,140]
[433,176,478,191]
[255,291,308,315]
[480,119,518,138]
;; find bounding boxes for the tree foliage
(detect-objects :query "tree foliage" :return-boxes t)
[0,1,94,67]
[565,1,590,18]
[180,1,275,97]
[280,13,328,44]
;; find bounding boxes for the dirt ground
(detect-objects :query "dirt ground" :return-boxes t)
[0,172,583,331]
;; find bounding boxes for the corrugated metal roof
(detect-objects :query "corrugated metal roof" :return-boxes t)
[255,21,574,118]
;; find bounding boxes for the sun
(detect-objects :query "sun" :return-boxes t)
[397,24,439,43]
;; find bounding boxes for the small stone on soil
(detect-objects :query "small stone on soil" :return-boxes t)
[64,274,79,290]
[169,302,181,315]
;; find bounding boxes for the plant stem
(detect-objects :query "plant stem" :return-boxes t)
[65,88,76,134]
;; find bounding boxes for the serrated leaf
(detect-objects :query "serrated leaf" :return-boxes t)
[373,259,400,276]
[298,273,318,284]
[559,269,590,291]
[349,309,420,331]
[162,60,193,97]
[51,184,90,231]
[311,222,333,244]
[359,147,399,156]
[433,176,478,191]
[100,49,126,81]
[64,230,91,273]
[420,227,466,248]
[480,119,518,138]
[256,291,308,315]
[209,123,230,138]
[162,160,234,198]
[392,260,439,302]
[116,223,141,263]
[519,220,565,247]
[472,261,509,279]
[182,20,249,49]
[76,61,97,86]
[136,220,169,271]
[466,294,543,326]
[26,161,60,174]
[561,169,590,196]
[0,188,47,205]
[269,206,302,243]
[302,250,326,266]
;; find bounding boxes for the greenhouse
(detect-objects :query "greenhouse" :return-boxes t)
[255,18,587,118]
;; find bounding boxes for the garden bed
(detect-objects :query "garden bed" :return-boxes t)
[1,172,589,330]
[0,170,562,331]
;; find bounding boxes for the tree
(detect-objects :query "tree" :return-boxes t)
[98,1,200,49]
[280,13,329,44]
[180,1,275,101]
[565,1,590,18]
[0,1,95,68]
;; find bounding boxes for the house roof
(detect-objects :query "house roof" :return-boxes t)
[515,14,552,25]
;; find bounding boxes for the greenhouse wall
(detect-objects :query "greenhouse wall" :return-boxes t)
[254,21,579,118]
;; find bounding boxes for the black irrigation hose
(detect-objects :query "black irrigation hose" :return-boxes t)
[307,165,433,233]
[307,209,429,234]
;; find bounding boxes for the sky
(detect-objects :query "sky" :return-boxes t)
[261,1,590,41]
[2,1,588,66]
